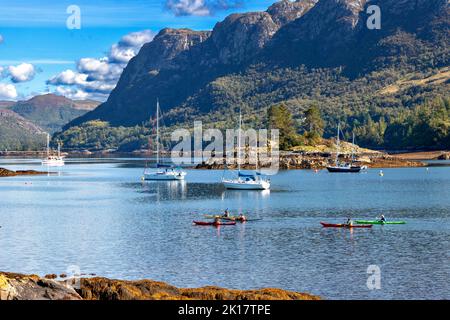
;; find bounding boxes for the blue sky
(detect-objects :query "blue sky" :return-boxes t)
[0,0,277,101]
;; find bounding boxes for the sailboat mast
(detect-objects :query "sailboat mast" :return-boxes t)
[156,99,160,165]
[351,132,355,163]
[335,124,340,164]
[238,108,242,172]
[46,133,50,157]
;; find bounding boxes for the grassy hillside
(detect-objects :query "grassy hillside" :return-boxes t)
[0,110,46,151]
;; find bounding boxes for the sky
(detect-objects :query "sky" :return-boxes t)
[0,0,277,101]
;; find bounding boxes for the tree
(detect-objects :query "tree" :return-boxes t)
[268,103,302,150]
[303,104,324,145]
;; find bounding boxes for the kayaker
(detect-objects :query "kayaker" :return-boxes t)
[346,218,353,227]
[238,213,247,222]
[380,214,386,223]
[223,209,230,218]
[213,216,221,225]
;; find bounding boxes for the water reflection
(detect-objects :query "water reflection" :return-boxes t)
[1,159,450,299]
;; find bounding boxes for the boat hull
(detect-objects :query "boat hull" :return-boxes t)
[193,221,236,226]
[320,222,372,228]
[326,166,361,173]
[41,160,65,167]
[222,180,270,190]
[144,171,186,181]
[355,220,406,225]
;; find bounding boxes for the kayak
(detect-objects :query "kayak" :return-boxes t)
[355,220,406,225]
[320,222,373,229]
[193,221,237,226]
[203,215,248,222]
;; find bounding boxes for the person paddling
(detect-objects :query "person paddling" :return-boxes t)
[213,216,221,225]
[380,214,386,223]
[223,209,230,218]
[346,218,353,227]
[238,213,247,222]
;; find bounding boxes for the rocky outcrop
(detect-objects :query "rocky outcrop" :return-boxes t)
[436,152,450,160]
[0,272,82,300]
[267,0,319,26]
[0,272,319,300]
[210,12,279,66]
[0,167,50,177]
[77,277,319,300]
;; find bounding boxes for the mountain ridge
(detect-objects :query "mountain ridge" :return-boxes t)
[60,0,449,150]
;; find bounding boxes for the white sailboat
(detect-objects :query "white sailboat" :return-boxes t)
[143,100,186,181]
[222,109,270,190]
[41,133,65,167]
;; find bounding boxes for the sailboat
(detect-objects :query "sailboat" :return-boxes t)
[41,133,65,167]
[326,124,361,173]
[221,109,270,190]
[143,100,186,181]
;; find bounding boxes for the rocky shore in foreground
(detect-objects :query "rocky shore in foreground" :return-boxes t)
[0,272,319,300]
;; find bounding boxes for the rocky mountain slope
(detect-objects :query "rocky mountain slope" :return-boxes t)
[0,94,99,150]
[63,0,449,149]
[0,109,45,151]
[8,94,99,133]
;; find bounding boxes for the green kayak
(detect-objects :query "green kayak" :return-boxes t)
[355,220,406,225]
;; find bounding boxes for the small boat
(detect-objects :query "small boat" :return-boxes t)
[320,222,372,229]
[326,125,361,173]
[222,108,270,190]
[42,134,65,167]
[222,173,270,190]
[355,220,406,225]
[143,99,186,181]
[193,221,237,226]
[144,165,186,181]
[203,215,248,222]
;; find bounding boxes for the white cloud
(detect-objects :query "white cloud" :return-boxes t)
[47,30,154,101]
[55,86,89,100]
[0,83,18,99]
[8,63,36,83]
[47,69,88,85]
[118,30,154,48]
[165,0,242,16]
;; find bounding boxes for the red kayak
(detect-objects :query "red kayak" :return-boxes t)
[193,221,237,226]
[320,222,372,229]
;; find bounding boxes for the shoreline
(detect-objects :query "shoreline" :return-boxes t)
[194,153,428,170]
[0,271,319,300]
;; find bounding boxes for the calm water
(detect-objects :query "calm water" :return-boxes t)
[0,158,449,300]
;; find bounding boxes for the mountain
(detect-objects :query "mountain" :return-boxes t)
[63,0,449,150]
[67,0,319,127]
[0,109,46,151]
[0,101,15,109]
[9,94,99,133]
